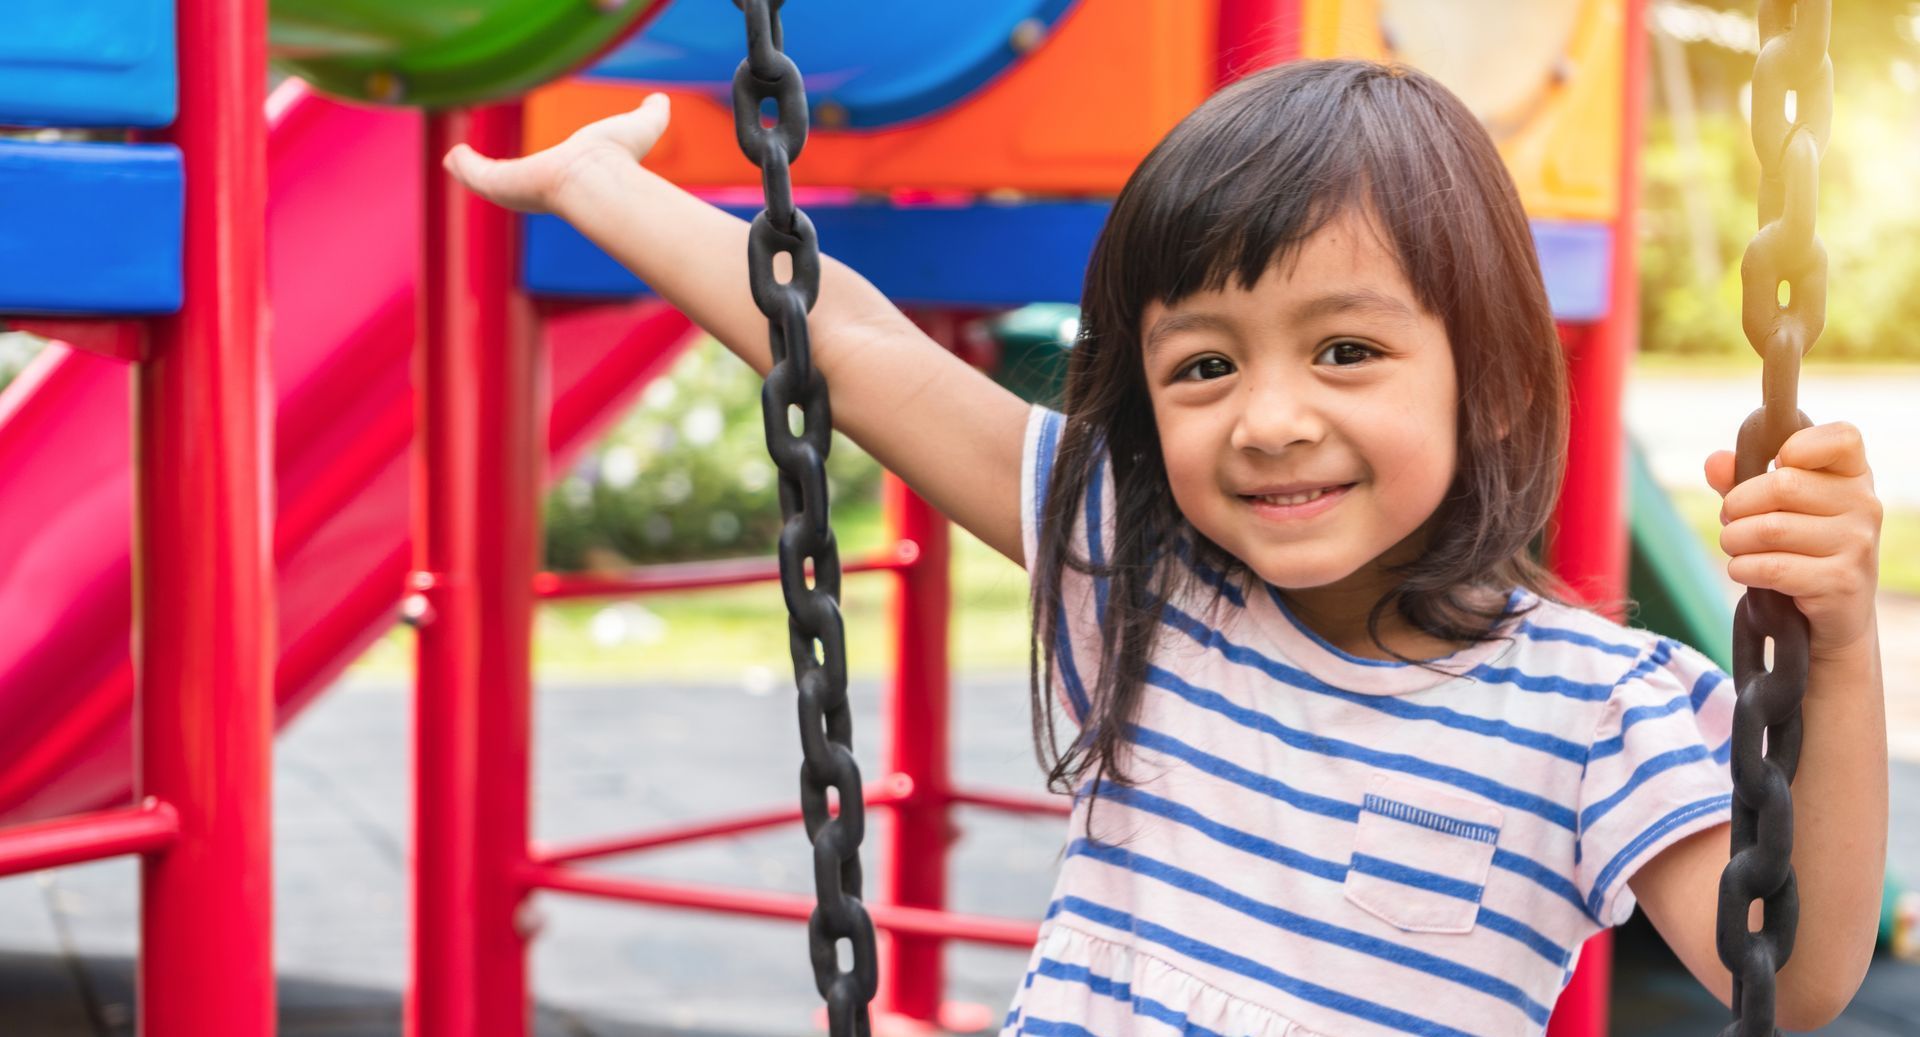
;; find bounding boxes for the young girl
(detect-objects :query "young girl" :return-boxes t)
[446,59,1887,1036]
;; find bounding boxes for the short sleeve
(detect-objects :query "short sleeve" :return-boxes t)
[1573,637,1736,926]
[1019,405,1116,730]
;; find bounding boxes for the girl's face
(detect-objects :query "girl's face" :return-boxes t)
[1140,207,1458,599]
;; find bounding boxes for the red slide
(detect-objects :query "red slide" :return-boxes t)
[0,83,695,825]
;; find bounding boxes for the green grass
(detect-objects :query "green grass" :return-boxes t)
[349,497,1034,681]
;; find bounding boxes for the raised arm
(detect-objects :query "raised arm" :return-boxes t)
[444,96,1032,565]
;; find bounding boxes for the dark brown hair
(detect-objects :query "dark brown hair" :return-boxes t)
[1029,60,1573,815]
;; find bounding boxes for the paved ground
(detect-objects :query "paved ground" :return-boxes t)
[0,670,1915,1036]
[1625,368,1920,509]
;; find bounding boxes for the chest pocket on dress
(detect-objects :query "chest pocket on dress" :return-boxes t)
[1343,772,1505,935]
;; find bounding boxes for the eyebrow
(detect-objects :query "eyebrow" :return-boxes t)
[1144,288,1421,358]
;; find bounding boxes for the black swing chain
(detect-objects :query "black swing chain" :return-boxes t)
[1715,2,1830,1035]
[730,3,878,1036]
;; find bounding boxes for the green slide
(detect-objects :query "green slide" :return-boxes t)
[269,0,664,108]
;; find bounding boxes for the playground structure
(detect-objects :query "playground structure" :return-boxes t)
[0,1,1745,1035]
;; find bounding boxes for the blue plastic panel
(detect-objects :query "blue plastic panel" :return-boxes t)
[0,141,183,315]
[585,0,1078,129]
[528,204,1613,323]
[526,200,1110,307]
[0,0,177,127]
[1532,220,1612,323]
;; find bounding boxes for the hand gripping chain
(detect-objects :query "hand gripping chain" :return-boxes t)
[1715,3,1830,1034]
[730,3,878,1036]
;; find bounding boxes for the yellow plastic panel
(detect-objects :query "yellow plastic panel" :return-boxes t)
[1302,0,1623,221]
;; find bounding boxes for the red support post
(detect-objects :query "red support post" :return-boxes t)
[1214,0,1303,87]
[875,315,960,1030]
[470,101,542,1037]
[1545,1,1648,1035]
[411,104,538,1037]
[137,0,274,1033]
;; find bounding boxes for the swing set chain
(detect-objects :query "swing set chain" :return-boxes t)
[1716,2,1830,1035]
[730,3,878,1036]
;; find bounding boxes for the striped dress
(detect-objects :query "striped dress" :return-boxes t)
[1004,406,1736,1037]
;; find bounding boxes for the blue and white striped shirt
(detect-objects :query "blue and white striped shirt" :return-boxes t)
[1005,406,1735,1037]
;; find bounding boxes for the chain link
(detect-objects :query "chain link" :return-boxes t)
[730,4,876,1036]
[1716,3,1829,1034]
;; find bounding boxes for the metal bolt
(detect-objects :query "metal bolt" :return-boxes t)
[366,70,406,105]
[1010,18,1046,54]
[515,899,546,938]
[400,593,435,628]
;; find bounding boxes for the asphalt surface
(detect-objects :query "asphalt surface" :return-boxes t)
[0,672,1914,1036]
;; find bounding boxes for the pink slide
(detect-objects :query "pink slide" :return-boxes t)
[0,83,695,825]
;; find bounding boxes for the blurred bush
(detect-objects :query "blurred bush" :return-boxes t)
[543,337,883,571]
[1641,2,1920,361]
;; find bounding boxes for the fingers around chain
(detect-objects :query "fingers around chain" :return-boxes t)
[1726,549,1872,604]
[1720,462,1857,524]
[1719,509,1859,559]
[1774,420,1871,477]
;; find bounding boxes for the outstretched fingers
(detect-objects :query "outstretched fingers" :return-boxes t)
[573,93,672,158]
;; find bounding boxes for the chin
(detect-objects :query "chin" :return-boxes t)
[1240,552,1368,592]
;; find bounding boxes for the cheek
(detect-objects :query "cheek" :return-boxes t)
[1159,431,1213,502]
[1367,389,1459,524]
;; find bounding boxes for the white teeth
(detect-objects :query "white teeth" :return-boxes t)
[1256,487,1330,506]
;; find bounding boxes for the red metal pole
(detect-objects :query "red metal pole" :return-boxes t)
[137,0,274,1032]
[410,103,537,1037]
[874,322,956,1026]
[1545,1,1646,1034]
[410,110,483,1037]
[523,865,1040,947]
[468,102,542,1037]
[0,800,178,879]
[1213,0,1303,86]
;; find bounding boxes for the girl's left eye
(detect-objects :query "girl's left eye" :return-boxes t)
[1316,340,1378,366]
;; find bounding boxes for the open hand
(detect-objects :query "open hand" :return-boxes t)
[441,92,671,214]
[1705,421,1882,662]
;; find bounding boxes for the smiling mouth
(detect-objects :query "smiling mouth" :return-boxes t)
[1238,483,1357,519]
[1240,484,1356,506]
[1251,487,1344,506]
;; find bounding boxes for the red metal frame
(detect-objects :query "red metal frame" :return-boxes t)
[138,1,277,1030]
[409,274,1072,1034]
[410,103,537,1037]
[0,0,276,1033]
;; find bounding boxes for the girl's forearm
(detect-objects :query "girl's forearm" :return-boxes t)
[551,152,906,381]
[1774,623,1887,1025]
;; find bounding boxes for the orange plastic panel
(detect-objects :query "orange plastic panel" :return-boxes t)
[524,0,1218,193]
[1301,0,1623,222]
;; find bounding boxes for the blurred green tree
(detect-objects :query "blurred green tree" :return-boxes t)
[543,337,884,570]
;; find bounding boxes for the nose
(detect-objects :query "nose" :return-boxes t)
[1228,369,1326,455]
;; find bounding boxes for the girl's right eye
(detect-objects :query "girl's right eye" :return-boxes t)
[1177,356,1234,381]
